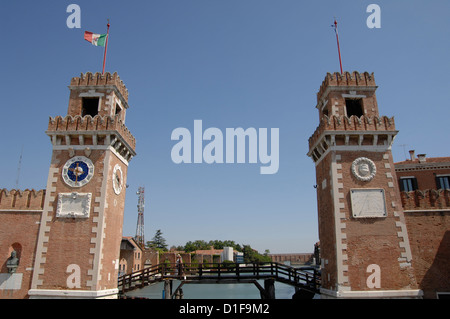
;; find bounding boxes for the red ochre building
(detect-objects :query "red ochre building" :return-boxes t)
[0,72,449,299]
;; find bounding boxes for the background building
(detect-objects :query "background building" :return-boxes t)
[395,152,450,299]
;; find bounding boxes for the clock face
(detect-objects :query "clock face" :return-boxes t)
[350,189,387,218]
[112,164,123,195]
[62,156,94,187]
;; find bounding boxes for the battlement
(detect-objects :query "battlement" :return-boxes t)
[317,71,376,102]
[401,189,450,211]
[0,189,46,211]
[308,114,396,150]
[47,114,136,160]
[70,72,129,102]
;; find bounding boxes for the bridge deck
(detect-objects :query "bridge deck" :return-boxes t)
[118,262,321,297]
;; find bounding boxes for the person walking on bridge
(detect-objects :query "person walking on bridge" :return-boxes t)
[176,254,184,278]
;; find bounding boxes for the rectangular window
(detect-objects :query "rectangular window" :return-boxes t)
[436,175,450,190]
[399,177,418,192]
[82,97,99,117]
[115,103,122,115]
[345,98,364,117]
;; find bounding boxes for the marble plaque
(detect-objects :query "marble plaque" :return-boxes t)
[350,189,387,218]
[56,192,92,218]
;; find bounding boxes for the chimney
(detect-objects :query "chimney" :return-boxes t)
[417,154,426,163]
[409,150,416,161]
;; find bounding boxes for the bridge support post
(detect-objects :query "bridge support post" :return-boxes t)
[253,280,274,299]
[264,279,275,299]
[164,280,172,299]
[255,278,276,299]
[253,278,275,299]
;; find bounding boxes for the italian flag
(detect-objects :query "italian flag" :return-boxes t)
[84,31,107,47]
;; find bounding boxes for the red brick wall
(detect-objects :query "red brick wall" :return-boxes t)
[35,150,106,290]
[404,211,450,298]
[142,249,159,268]
[314,152,338,290]
[338,150,416,291]
[397,164,450,298]
[269,254,313,263]
[0,211,41,299]
[0,189,45,299]
[97,154,128,290]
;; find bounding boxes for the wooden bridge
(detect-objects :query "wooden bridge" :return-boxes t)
[118,262,320,299]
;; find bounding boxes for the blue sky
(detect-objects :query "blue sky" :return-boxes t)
[1,1,449,253]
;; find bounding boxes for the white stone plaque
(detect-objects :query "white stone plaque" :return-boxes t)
[0,273,23,290]
[350,189,387,218]
[56,192,92,218]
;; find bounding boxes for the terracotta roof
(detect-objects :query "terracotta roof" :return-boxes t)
[395,156,450,166]
[122,236,142,250]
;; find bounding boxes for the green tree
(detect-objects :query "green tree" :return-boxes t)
[243,245,271,263]
[207,240,242,252]
[146,229,168,251]
[184,240,211,252]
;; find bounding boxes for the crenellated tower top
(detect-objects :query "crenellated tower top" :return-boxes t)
[315,71,379,121]
[47,72,136,163]
[308,71,397,164]
[67,72,129,123]
[317,71,376,102]
[70,72,129,100]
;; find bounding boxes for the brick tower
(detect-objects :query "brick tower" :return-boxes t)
[308,72,421,298]
[29,72,136,298]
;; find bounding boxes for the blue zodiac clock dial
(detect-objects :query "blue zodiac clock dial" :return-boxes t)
[62,156,94,187]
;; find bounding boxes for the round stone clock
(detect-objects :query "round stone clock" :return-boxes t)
[112,164,123,195]
[62,156,94,187]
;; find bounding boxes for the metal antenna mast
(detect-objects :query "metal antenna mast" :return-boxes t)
[398,144,408,160]
[15,146,24,189]
[135,187,145,248]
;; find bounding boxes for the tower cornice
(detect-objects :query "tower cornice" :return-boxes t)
[307,115,397,164]
[46,114,136,163]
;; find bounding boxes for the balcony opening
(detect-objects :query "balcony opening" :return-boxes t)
[82,97,99,117]
[345,98,364,117]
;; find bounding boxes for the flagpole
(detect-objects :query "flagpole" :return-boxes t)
[102,20,110,75]
[333,19,343,74]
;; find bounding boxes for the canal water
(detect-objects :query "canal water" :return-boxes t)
[124,280,317,299]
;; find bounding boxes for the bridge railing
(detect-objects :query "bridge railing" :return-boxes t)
[118,262,320,294]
